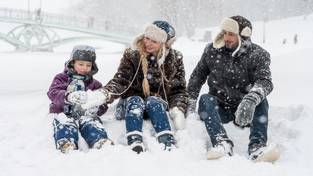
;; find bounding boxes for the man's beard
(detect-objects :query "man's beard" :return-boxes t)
[225,42,237,50]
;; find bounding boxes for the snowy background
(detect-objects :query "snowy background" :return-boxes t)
[0,5,313,176]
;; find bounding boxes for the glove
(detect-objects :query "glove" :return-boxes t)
[169,107,186,130]
[235,92,261,127]
[67,91,87,105]
[114,98,126,120]
[81,89,110,110]
[84,106,99,118]
[186,99,197,118]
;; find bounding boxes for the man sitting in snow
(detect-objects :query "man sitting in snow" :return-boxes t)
[186,15,279,162]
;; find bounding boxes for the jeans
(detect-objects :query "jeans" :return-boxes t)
[125,96,173,145]
[53,115,108,149]
[198,94,268,149]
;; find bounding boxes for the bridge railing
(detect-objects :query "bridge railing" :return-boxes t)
[0,7,138,36]
[0,8,32,20]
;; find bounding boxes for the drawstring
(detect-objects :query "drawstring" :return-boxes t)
[159,65,168,103]
[109,56,143,97]
[108,46,170,104]
[158,44,169,103]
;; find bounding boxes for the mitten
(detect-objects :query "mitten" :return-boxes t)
[67,91,87,105]
[84,106,99,118]
[169,107,186,130]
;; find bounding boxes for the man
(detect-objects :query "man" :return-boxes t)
[187,15,279,162]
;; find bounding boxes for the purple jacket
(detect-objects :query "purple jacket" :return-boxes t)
[47,72,108,116]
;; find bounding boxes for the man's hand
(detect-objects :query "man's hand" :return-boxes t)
[235,92,261,127]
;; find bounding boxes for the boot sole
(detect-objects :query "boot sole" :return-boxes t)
[253,143,280,163]
[207,151,226,160]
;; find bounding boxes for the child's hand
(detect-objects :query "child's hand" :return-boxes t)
[67,91,87,105]
[84,106,99,117]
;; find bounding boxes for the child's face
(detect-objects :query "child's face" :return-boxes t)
[73,60,92,75]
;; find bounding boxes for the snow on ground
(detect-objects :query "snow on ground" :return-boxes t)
[0,15,313,176]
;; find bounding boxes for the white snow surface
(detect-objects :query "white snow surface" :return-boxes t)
[0,15,313,176]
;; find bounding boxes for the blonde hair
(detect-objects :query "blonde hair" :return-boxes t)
[137,39,166,98]
[136,41,150,97]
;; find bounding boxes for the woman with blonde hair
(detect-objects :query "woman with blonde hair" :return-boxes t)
[76,21,188,153]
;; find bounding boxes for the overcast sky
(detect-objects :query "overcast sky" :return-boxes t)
[0,0,75,13]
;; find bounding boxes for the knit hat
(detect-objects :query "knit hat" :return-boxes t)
[66,45,98,76]
[213,15,252,56]
[70,45,96,63]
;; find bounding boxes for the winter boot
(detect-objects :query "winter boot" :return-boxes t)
[157,133,177,151]
[127,133,145,154]
[92,138,114,149]
[130,141,145,154]
[57,138,76,153]
[249,143,280,162]
[207,140,234,160]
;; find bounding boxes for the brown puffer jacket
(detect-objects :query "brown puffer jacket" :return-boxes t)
[104,47,188,112]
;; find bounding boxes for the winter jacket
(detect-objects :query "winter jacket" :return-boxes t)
[187,42,273,111]
[47,72,108,116]
[104,47,188,112]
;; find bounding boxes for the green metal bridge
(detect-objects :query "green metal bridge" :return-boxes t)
[0,8,135,51]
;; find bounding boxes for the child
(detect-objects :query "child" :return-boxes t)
[47,45,112,153]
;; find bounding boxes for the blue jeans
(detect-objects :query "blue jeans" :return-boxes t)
[124,96,173,145]
[53,116,108,149]
[198,94,268,150]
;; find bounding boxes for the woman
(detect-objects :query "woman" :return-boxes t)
[80,21,188,153]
